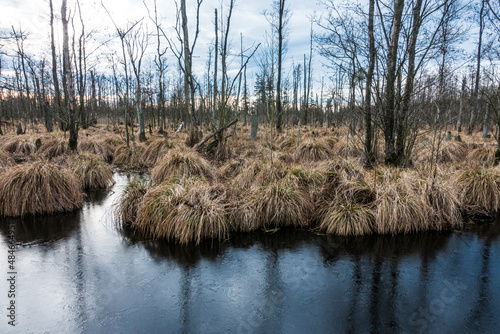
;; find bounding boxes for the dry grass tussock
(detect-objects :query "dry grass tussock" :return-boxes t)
[2,136,39,156]
[114,178,148,225]
[79,137,116,163]
[234,160,289,189]
[319,201,375,236]
[134,178,228,244]
[39,136,69,159]
[0,149,14,168]
[425,177,463,230]
[151,149,214,184]
[413,140,469,166]
[466,146,496,168]
[67,153,114,189]
[315,157,366,203]
[372,169,429,235]
[454,167,500,214]
[295,138,332,162]
[278,136,298,152]
[0,161,83,216]
[318,170,376,235]
[248,175,312,228]
[331,136,365,159]
[141,138,174,166]
[218,158,246,180]
[113,144,148,170]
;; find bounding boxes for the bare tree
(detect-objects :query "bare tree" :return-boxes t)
[61,0,78,150]
[49,0,65,131]
[382,0,405,165]
[266,0,290,133]
[144,0,168,135]
[102,1,142,147]
[468,0,487,135]
[365,0,376,166]
[126,23,149,142]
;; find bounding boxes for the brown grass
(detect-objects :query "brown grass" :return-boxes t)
[319,201,375,236]
[67,153,114,189]
[0,149,14,169]
[454,167,500,214]
[3,137,38,156]
[414,140,469,166]
[295,138,332,162]
[134,179,228,244]
[79,138,115,163]
[218,158,245,180]
[466,146,496,168]
[151,148,214,184]
[373,169,429,235]
[113,144,147,170]
[332,136,364,159]
[425,179,463,230]
[0,161,83,217]
[234,160,290,189]
[278,136,298,152]
[39,137,69,159]
[141,138,174,166]
[249,175,312,228]
[114,178,148,225]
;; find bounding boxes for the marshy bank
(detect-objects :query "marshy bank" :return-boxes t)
[0,173,499,333]
[2,125,500,244]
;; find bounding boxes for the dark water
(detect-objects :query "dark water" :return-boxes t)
[1,174,499,334]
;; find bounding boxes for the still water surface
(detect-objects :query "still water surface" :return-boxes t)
[0,173,499,334]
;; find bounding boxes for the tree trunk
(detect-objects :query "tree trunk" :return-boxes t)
[468,0,485,135]
[395,0,422,166]
[457,76,466,132]
[276,0,285,133]
[61,0,78,151]
[383,0,404,165]
[364,0,375,166]
[251,110,258,141]
[213,8,218,131]
[49,0,65,131]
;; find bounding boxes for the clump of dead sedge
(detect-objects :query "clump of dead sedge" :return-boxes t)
[141,138,174,166]
[79,137,116,163]
[466,146,496,168]
[113,144,148,170]
[248,175,312,228]
[454,167,500,214]
[0,161,83,217]
[151,149,214,183]
[134,178,228,245]
[67,152,114,189]
[114,177,148,225]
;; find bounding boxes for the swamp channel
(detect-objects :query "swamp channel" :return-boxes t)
[0,173,499,333]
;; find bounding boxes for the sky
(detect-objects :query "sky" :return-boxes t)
[0,0,328,95]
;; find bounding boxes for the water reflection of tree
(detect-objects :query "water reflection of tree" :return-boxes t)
[117,223,500,332]
[463,217,500,330]
[318,232,453,262]
[319,231,453,333]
